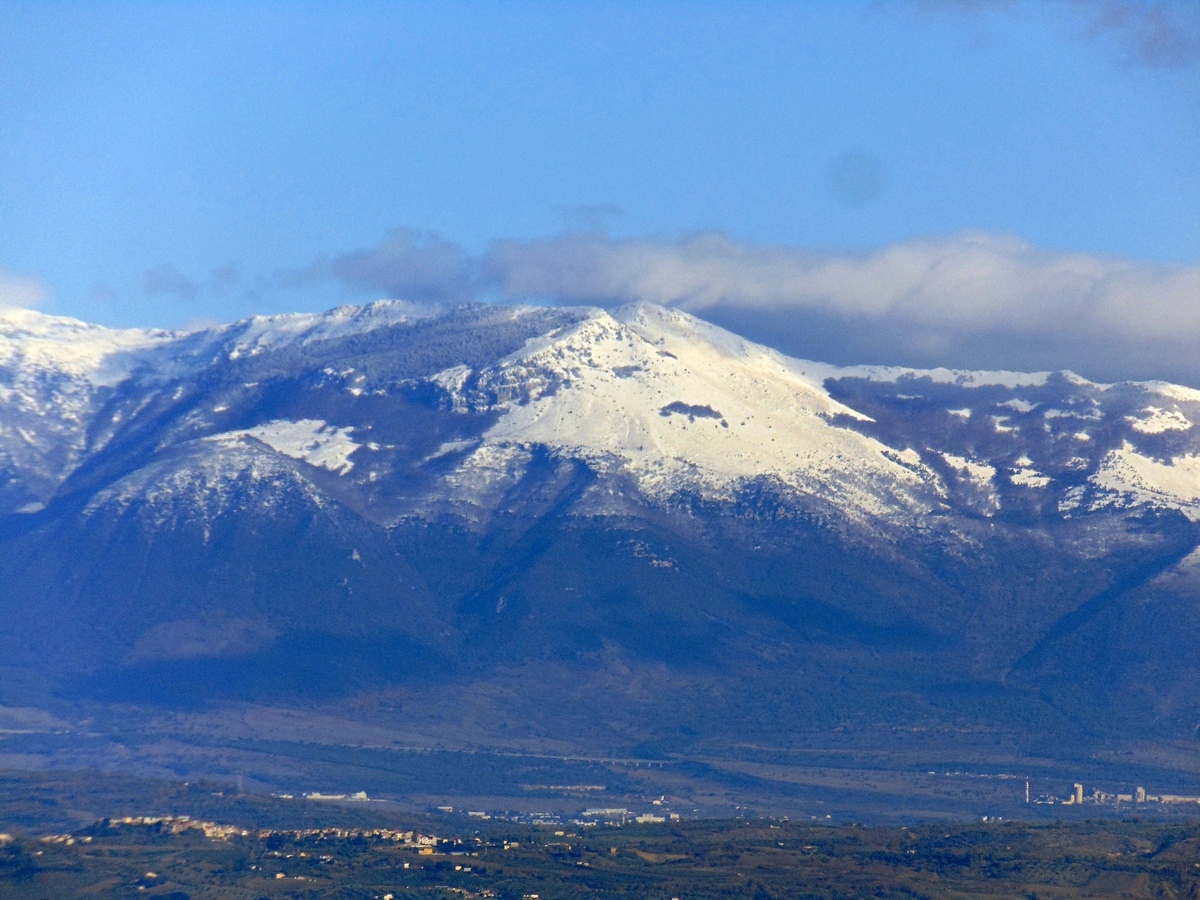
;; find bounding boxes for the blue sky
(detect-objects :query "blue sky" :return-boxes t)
[1,1,1198,380]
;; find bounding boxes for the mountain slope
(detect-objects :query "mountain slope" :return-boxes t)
[1,300,1199,751]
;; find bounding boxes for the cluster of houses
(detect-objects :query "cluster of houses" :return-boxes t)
[94,814,448,848]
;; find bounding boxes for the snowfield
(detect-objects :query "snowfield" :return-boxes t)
[1091,442,1200,520]
[209,419,360,474]
[0,307,175,389]
[456,304,937,523]
[1127,407,1192,434]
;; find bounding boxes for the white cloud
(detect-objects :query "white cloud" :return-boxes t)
[320,226,1200,383]
[486,231,1200,341]
[0,268,47,310]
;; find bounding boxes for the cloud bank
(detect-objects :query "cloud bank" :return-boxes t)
[485,231,1200,340]
[329,229,1200,386]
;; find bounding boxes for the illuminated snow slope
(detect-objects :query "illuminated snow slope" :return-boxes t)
[444,303,939,523]
[6,300,1200,528]
[0,307,175,390]
[209,420,360,475]
[0,309,179,500]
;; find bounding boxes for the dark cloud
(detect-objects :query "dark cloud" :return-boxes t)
[1081,1,1200,69]
[901,0,1016,13]
[274,257,329,291]
[329,229,475,304]
[89,284,117,304]
[894,0,1200,69]
[209,262,242,293]
[827,152,889,208]
[553,202,626,233]
[141,264,198,302]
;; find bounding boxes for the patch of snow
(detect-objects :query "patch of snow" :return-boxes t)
[1145,382,1200,404]
[1149,547,1200,589]
[430,365,473,412]
[208,419,359,474]
[426,438,477,461]
[1090,441,1200,520]
[1011,468,1051,488]
[0,309,186,494]
[441,443,535,512]
[1059,485,1084,514]
[1127,407,1192,434]
[941,453,997,489]
[809,361,1051,390]
[1000,399,1036,413]
[1044,407,1101,421]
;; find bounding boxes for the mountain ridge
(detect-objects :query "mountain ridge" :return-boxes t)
[2,299,1200,763]
[8,299,1200,528]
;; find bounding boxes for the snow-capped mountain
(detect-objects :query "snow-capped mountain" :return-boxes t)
[5,300,1200,532]
[3,300,1200,747]
[0,307,176,510]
